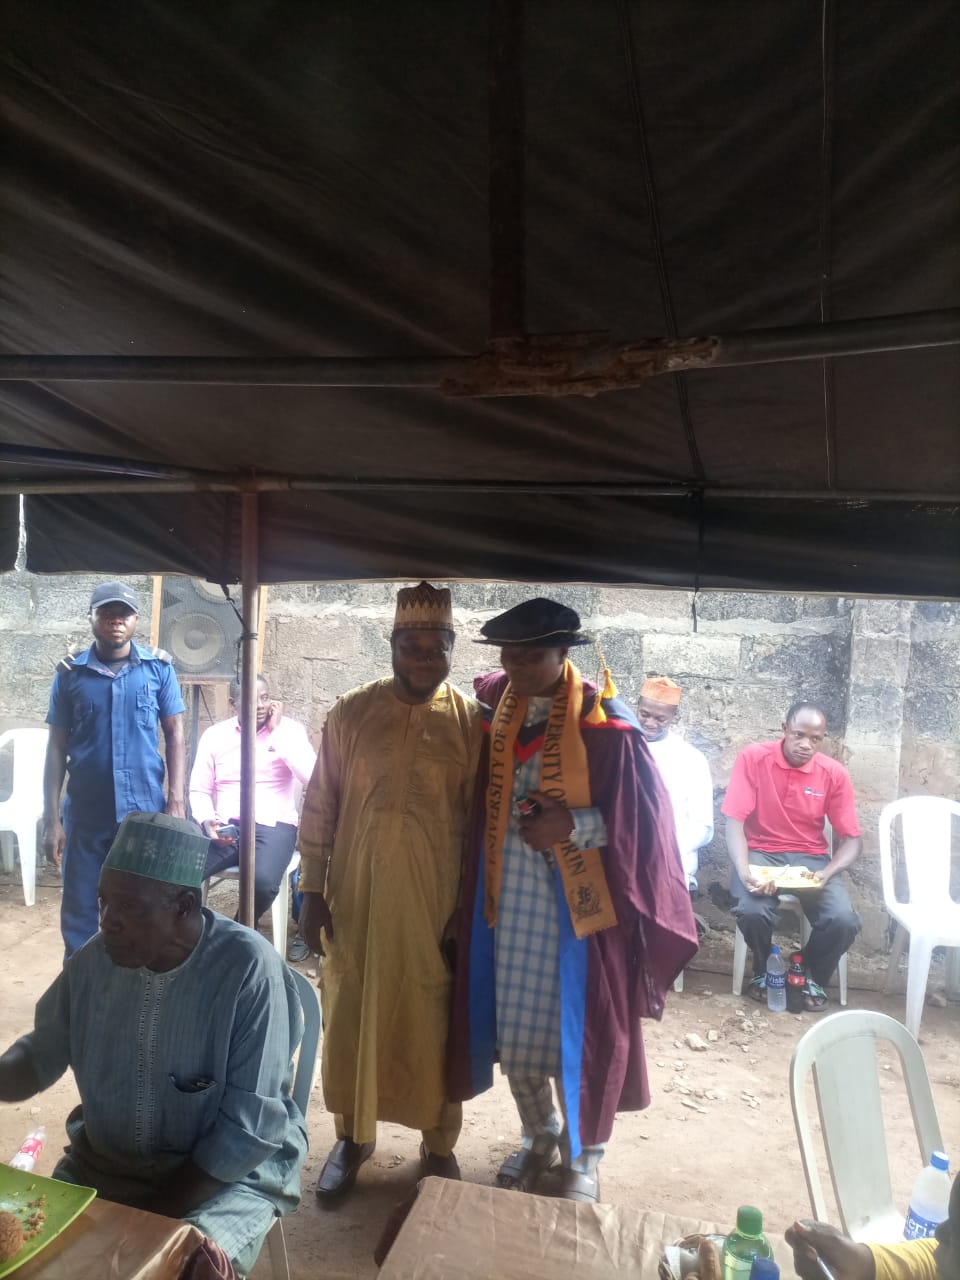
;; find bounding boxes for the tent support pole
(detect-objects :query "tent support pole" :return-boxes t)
[237,490,259,928]
[489,0,525,339]
[0,309,956,389]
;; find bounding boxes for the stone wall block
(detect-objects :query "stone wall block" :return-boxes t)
[696,592,802,624]
[906,639,960,689]
[849,636,913,687]
[597,588,693,623]
[0,574,35,629]
[902,689,960,742]
[642,634,741,680]
[741,634,847,705]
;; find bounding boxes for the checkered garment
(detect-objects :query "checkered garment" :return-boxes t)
[494,700,607,1077]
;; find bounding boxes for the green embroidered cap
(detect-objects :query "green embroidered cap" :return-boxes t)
[103,812,209,888]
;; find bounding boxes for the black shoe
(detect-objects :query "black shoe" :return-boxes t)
[495,1142,560,1192]
[419,1142,461,1180]
[557,1168,601,1203]
[286,932,311,963]
[315,1138,376,1204]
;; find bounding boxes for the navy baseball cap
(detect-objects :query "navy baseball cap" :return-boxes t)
[89,582,141,612]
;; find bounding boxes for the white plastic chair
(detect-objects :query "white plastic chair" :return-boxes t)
[263,966,321,1280]
[789,1009,943,1243]
[879,795,960,1039]
[204,850,301,958]
[732,893,848,1005]
[0,728,49,907]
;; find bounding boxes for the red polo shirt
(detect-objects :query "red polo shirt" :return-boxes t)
[721,740,860,856]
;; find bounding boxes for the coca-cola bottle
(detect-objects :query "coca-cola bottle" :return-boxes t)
[787,952,806,1013]
[9,1125,46,1172]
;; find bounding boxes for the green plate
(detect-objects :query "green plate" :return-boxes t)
[0,1166,96,1276]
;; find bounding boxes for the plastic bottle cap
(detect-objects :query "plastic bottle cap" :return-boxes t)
[736,1206,764,1235]
[770,946,780,956]
[750,1259,780,1280]
[931,1151,949,1172]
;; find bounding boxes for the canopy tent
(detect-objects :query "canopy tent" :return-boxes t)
[2,0,958,598]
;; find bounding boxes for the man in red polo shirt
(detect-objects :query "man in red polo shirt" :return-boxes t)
[722,701,862,1011]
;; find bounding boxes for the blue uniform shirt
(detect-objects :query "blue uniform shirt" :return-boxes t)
[46,641,185,824]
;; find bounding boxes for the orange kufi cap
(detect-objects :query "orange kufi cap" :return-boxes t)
[640,676,682,706]
[393,581,454,631]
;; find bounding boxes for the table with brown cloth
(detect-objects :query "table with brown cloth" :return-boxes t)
[379,1176,799,1280]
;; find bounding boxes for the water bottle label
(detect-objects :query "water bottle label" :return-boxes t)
[767,973,786,989]
[904,1208,941,1240]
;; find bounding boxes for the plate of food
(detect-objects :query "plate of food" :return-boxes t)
[749,864,823,891]
[0,1167,96,1276]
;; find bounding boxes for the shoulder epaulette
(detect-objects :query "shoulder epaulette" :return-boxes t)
[142,645,174,663]
[56,653,77,674]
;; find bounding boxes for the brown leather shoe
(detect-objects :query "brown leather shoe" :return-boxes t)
[315,1138,376,1204]
[419,1142,461,1180]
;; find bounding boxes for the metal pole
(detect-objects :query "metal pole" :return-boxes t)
[238,491,259,928]
[489,0,525,339]
[0,310,955,385]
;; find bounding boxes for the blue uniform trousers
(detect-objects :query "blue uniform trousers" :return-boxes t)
[61,816,120,956]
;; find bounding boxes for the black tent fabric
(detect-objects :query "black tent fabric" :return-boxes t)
[2,1,958,593]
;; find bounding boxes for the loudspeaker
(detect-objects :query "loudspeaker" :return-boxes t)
[157,578,244,681]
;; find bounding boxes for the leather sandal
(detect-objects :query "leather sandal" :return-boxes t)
[557,1168,601,1203]
[496,1142,560,1192]
[419,1142,461,1180]
[315,1137,376,1204]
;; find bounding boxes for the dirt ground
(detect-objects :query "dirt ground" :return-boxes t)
[1,870,958,1280]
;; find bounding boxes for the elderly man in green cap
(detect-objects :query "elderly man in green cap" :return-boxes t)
[0,812,307,1277]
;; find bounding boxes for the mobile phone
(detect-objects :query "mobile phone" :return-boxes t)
[217,823,239,841]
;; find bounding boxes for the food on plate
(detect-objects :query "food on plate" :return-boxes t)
[0,1209,24,1262]
[749,864,822,890]
[698,1236,722,1280]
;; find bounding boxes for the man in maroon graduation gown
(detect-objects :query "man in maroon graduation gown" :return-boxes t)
[447,599,698,1202]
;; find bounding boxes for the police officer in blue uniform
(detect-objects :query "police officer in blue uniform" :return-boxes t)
[41,582,187,954]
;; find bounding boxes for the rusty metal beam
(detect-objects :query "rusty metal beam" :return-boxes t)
[0,309,956,392]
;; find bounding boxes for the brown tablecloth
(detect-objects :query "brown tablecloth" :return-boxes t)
[14,1197,205,1280]
[379,1177,799,1280]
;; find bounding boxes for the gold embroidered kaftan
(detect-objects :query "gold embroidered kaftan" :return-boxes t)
[298,679,481,1141]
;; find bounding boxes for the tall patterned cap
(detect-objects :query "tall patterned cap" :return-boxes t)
[393,581,454,632]
[640,676,682,705]
[103,812,209,888]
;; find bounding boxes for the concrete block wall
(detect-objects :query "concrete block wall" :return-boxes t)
[2,571,957,960]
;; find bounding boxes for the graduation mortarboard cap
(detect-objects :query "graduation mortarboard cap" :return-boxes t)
[103,812,209,889]
[474,597,592,647]
[89,581,140,612]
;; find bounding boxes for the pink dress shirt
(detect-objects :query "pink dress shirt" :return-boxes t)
[189,716,317,828]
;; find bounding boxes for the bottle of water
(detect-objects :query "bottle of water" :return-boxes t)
[750,1260,780,1280]
[766,947,787,1013]
[721,1206,773,1280]
[9,1125,46,1172]
[904,1151,951,1239]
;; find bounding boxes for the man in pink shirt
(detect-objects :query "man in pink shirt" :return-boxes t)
[190,674,317,929]
[721,700,862,1011]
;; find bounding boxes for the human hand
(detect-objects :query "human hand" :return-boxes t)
[784,1220,875,1280]
[202,819,236,846]
[518,790,574,851]
[300,891,334,956]
[41,818,66,869]
[265,700,283,731]
[745,873,779,896]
